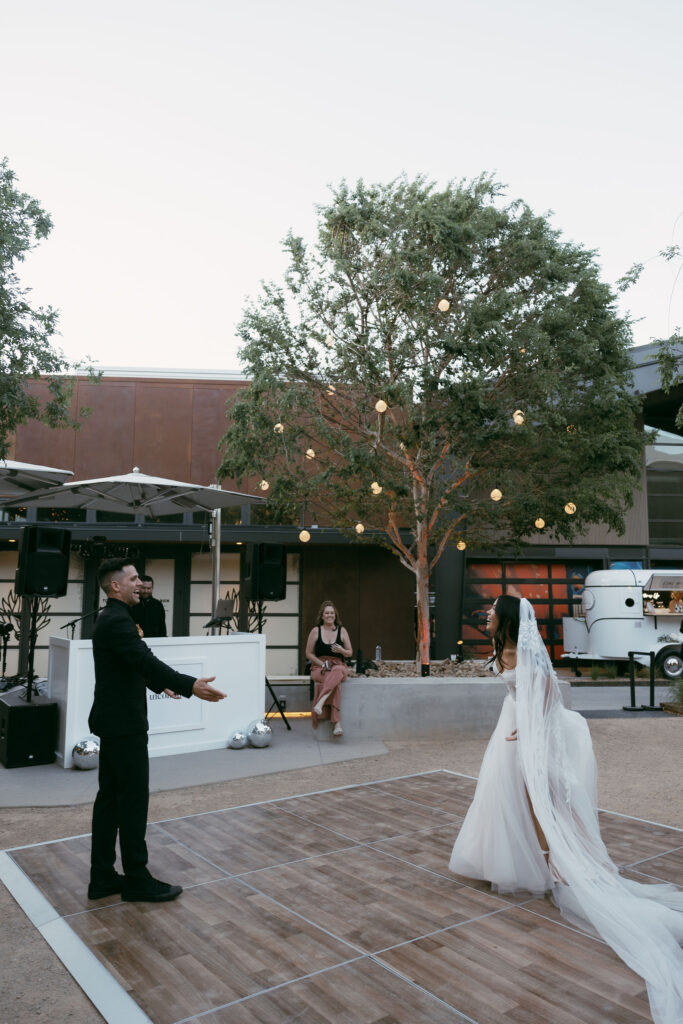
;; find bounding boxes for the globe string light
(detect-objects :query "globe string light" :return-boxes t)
[299,529,311,543]
[490,488,503,502]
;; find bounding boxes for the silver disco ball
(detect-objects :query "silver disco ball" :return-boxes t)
[247,719,272,748]
[72,735,100,770]
[228,730,248,749]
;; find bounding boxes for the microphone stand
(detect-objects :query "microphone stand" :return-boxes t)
[61,607,101,640]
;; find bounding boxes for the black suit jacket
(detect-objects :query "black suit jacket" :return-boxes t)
[89,598,195,738]
[132,596,167,638]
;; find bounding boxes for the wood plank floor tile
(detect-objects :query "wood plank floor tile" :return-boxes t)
[368,771,477,814]
[183,957,469,1024]
[378,905,652,1024]
[621,847,683,886]
[598,813,683,866]
[9,825,225,916]
[274,785,461,842]
[68,877,355,1024]
[157,802,357,875]
[242,845,506,953]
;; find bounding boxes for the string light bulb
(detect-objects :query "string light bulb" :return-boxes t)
[564,502,577,515]
[535,517,545,529]
[375,399,388,414]
[326,384,336,396]
[354,522,365,534]
[456,539,466,551]
[305,448,316,460]
[273,422,284,434]
[325,334,334,347]
[519,347,526,353]
[438,298,450,312]
[258,480,270,491]
[370,481,383,495]
[299,529,311,543]
[566,424,576,433]
[512,409,525,425]
[490,488,503,502]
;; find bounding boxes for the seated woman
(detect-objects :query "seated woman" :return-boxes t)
[305,601,352,737]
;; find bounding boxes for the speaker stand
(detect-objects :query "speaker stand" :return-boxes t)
[25,596,41,704]
[265,676,291,730]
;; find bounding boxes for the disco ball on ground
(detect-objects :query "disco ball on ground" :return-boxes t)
[247,719,272,748]
[72,735,100,770]
[228,730,248,749]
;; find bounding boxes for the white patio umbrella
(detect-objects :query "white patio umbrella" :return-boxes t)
[0,459,73,497]
[0,467,265,628]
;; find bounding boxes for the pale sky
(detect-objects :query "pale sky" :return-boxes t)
[2,0,682,372]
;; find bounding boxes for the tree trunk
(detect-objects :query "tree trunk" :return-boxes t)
[414,524,431,675]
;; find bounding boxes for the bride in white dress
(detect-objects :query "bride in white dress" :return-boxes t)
[449,595,683,1024]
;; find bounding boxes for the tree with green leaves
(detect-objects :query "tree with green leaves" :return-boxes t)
[219,175,645,670]
[0,157,89,460]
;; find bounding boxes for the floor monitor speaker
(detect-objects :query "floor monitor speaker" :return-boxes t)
[0,691,58,768]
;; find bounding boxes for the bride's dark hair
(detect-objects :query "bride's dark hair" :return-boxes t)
[491,594,520,667]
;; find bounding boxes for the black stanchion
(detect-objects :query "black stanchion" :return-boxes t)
[623,651,662,712]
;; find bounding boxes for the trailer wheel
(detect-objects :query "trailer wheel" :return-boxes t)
[657,650,683,681]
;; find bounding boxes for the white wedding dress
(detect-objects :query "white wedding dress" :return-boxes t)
[449,600,683,1024]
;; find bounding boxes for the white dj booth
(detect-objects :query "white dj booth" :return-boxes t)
[47,634,266,769]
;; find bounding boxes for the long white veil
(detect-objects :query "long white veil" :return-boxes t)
[515,598,683,1024]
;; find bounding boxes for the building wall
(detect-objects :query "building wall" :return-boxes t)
[12,375,248,488]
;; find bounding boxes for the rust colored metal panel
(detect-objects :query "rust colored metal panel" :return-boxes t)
[300,545,415,667]
[190,383,246,486]
[13,380,78,471]
[72,382,136,478]
[133,385,193,480]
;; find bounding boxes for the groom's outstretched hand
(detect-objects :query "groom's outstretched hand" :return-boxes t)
[192,676,226,701]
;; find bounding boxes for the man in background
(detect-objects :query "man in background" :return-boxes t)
[132,573,167,637]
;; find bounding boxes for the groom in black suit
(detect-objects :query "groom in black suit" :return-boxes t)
[88,557,226,903]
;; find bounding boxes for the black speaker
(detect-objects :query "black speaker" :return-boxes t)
[0,692,58,768]
[14,526,71,597]
[254,545,287,601]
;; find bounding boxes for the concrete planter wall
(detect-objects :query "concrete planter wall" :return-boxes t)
[268,676,573,742]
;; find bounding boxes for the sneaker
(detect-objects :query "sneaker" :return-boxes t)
[88,872,125,900]
[121,876,183,903]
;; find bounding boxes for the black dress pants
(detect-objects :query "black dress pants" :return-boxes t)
[90,732,150,883]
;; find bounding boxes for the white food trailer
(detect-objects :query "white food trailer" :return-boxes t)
[562,569,683,680]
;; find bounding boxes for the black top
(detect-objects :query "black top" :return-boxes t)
[132,595,167,638]
[314,624,343,657]
[89,598,195,738]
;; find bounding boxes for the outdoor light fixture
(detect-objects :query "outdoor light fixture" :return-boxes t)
[273,422,284,433]
[456,539,466,551]
[490,488,503,502]
[370,481,383,495]
[375,399,388,414]
[258,480,269,491]
[305,448,316,460]
[355,522,365,534]
[535,518,545,529]
[299,529,311,542]
[513,409,525,425]
[438,298,450,312]
[564,502,577,515]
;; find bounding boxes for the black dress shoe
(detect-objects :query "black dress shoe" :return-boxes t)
[88,872,125,900]
[121,876,183,903]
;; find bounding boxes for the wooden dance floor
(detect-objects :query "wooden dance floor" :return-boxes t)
[3,770,683,1023]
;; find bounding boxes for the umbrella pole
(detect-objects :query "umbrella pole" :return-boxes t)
[210,506,221,636]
